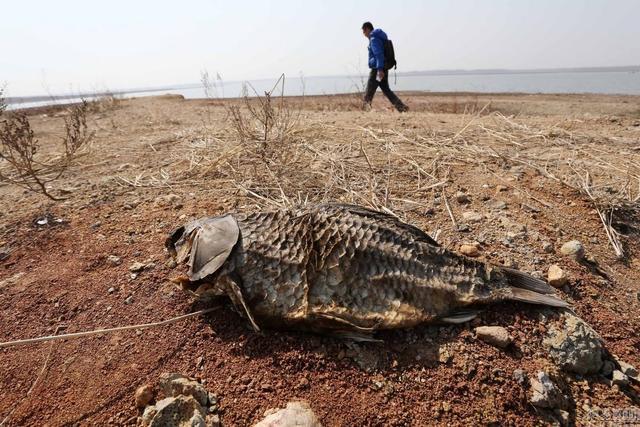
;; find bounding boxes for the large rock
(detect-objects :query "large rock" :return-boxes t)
[530,371,568,409]
[544,313,604,374]
[142,395,207,427]
[254,401,322,427]
[159,373,209,407]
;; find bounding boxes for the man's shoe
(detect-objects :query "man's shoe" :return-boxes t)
[397,104,409,113]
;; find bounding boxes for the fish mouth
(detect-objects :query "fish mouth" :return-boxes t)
[166,220,201,264]
[171,274,220,296]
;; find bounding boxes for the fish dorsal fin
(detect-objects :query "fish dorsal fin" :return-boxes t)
[189,214,239,281]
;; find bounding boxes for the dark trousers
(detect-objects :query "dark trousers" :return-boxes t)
[363,69,407,111]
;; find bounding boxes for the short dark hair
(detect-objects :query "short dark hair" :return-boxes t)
[362,22,373,31]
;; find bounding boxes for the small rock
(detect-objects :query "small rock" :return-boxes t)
[618,360,639,379]
[521,203,540,213]
[560,240,585,260]
[462,211,483,223]
[125,296,134,304]
[530,371,567,409]
[135,384,154,408]
[547,265,568,288]
[513,369,527,385]
[455,191,470,204]
[108,255,122,266]
[297,377,310,389]
[542,242,554,253]
[496,185,508,192]
[459,244,480,257]
[107,287,116,294]
[612,370,629,387]
[544,313,604,374]
[254,401,322,427]
[475,326,511,348]
[490,200,507,210]
[166,259,178,269]
[129,261,146,273]
[0,272,25,290]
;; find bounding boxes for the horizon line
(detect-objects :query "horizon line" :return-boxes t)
[6,64,640,102]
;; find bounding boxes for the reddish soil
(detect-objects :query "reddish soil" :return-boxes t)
[0,93,639,426]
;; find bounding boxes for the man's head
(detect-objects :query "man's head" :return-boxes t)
[362,21,374,38]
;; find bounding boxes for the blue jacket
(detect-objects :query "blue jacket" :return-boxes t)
[368,28,387,70]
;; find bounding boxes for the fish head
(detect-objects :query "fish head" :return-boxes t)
[166,214,240,290]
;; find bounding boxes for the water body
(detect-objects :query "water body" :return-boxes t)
[8,69,640,109]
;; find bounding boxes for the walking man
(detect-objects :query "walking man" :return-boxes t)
[362,21,408,112]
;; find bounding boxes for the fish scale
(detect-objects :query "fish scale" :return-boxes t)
[167,203,568,337]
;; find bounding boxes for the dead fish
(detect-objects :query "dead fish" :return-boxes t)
[166,203,567,339]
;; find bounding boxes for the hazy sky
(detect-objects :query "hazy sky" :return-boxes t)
[3,0,640,96]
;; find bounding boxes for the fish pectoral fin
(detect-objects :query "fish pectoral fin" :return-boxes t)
[440,310,480,324]
[331,330,382,343]
[226,277,261,332]
[314,313,377,332]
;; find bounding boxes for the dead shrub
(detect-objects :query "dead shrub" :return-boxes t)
[226,74,303,157]
[0,100,93,200]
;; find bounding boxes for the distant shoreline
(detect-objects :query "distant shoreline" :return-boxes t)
[6,65,639,104]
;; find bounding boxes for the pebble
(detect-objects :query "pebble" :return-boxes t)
[134,384,154,408]
[542,242,554,253]
[490,200,507,210]
[496,185,508,192]
[107,255,122,266]
[618,361,639,379]
[459,243,480,257]
[513,369,527,385]
[129,261,146,272]
[547,265,568,288]
[612,370,629,387]
[475,326,512,348]
[107,287,116,294]
[125,296,134,304]
[455,191,470,204]
[462,211,483,223]
[560,240,585,260]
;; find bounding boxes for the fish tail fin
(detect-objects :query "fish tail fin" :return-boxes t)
[508,287,569,308]
[502,267,556,294]
[496,267,569,308]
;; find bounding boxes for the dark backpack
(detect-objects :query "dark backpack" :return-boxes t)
[384,39,397,70]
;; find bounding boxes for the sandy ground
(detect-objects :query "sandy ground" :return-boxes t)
[1,92,640,426]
